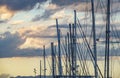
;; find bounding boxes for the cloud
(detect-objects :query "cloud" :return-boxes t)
[0,5,14,20]
[0,0,47,11]
[19,37,54,49]
[32,9,55,21]
[0,20,6,23]
[8,20,24,25]
[0,0,120,58]
[0,74,10,78]
[31,1,61,21]
[0,24,58,58]
[17,26,57,48]
[0,31,51,58]
[51,0,82,6]
[0,0,48,21]
[32,0,120,22]
[46,3,59,10]
[0,23,120,58]
[50,10,66,19]
[0,32,25,57]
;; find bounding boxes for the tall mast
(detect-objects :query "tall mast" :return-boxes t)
[56,19,62,76]
[67,32,71,76]
[40,60,41,78]
[69,24,72,75]
[91,0,98,77]
[43,45,46,78]
[65,36,68,76]
[73,10,77,76]
[54,45,57,76]
[105,0,110,78]
[51,42,55,78]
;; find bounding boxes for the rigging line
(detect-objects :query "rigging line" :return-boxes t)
[64,36,69,75]
[111,44,115,78]
[60,43,67,75]
[77,21,97,75]
[77,21,97,76]
[60,31,70,75]
[76,40,88,76]
[67,32,72,76]
[95,0,101,13]
[76,28,90,75]
[83,0,89,34]
[76,37,88,75]
[78,24,104,78]
[76,37,90,75]
[77,16,93,66]
[100,0,107,13]
[60,35,68,75]
[77,18,104,78]
[109,26,120,77]
[109,24,115,77]
[46,55,52,75]
[94,1,108,41]
[82,33,92,73]
[112,26,120,50]
[111,13,120,45]
[81,2,93,71]
[110,24,120,77]
[77,27,94,76]
[111,25,120,48]
[78,11,103,76]
[61,42,69,75]
[97,0,107,22]
[111,16,120,70]
[111,11,120,64]
[95,0,108,40]
[110,17,115,78]
[77,21,88,74]
[63,38,71,75]
[53,46,57,76]
[76,44,88,75]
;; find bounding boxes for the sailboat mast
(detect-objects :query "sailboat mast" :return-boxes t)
[56,19,62,76]
[43,45,46,78]
[91,0,98,77]
[51,42,55,78]
[105,0,111,78]
[73,10,77,76]
[40,60,41,78]
[67,32,71,76]
[65,36,68,76]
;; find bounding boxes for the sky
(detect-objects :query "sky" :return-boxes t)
[0,0,120,78]
[0,0,120,58]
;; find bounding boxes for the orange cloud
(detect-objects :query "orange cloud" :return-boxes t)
[50,10,65,19]
[47,4,59,10]
[17,26,57,49]
[18,26,47,36]
[8,20,24,25]
[19,37,51,49]
[0,5,15,20]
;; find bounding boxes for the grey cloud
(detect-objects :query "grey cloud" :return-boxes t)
[31,0,120,22]
[0,32,25,57]
[0,0,47,11]
[32,9,55,21]
[0,20,6,23]
[32,8,62,21]
[51,0,87,6]
[0,31,51,58]
[0,24,120,58]
[0,74,10,78]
